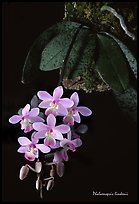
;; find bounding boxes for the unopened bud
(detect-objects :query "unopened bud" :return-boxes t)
[36,178,40,190]
[46,179,54,191]
[56,162,64,177]
[19,165,29,180]
[50,166,55,177]
[35,161,42,173]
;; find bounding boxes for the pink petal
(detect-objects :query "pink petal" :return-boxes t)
[18,137,32,146]
[24,125,33,133]
[25,152,36,161]
[53,130,63,140]
[59,98,74,108]
[47,114,56,127]
[60,138,69,147]
[72,138,82,147]
[73,112,81,123]
[31,133,39,144]
[54,124,70,134]
[44,137,56,146]
[53,151,63,163]
[77,106,92,116]
[37,91,52,100]
[36,144,50,153]
[53,86,63,100]
[70,92,79,107]
[22,104,30,116]
[33,122,48,131]
[9,115,22,124]
[63,115,74,126]
[34,130,47,139]
[50,141,60,149]
[60,139,75,152]
[39,100,51,108]
[29,108,39,117]
[29,116,44,123]
[17,146,28,153]
[57,103,68,116]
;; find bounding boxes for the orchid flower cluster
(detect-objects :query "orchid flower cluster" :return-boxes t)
[9,86,92,198]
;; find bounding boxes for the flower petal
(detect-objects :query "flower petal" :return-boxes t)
[59,98,74,108]
[53,151,63,163]
[53,86,63,100]
[17,146,28,153]
[61,149,69,161]
[37,91,52,100]
[22,104,30,116]
[39,100,51,108]
[29,108,39,117]
[18,137,32,146]
[72,138,82,147]
[45,108,57,116]
[36,144,50,153]
[33,122,48,131]
[73,112,81,123]
[44,137,56,146]
[47,114,56,127]
[34,130,47,139]
[77,106,92,116]
[25,152,36,161]
[29,116,44,123]
[53,130,63,140]
[9,115,22,124]
[54,124,70,134]
[57,103,68,116]
[70,92,79,107]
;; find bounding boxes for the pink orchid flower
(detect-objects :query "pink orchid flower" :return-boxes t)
[37,86,74,116]
[9,104,44,133]
[33,114,70,147]
[63,92,92,125]
[17,134,50,161]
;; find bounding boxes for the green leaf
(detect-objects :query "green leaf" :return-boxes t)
[22,21,81,83]
[95,33,129,92]
[113,87,137,123]
[102,32,137,78]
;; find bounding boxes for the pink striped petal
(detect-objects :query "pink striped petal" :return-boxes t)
[33,122,48,131]
[37,91,52,100]
[54,124,70,134]
[73,112,81,123]
[59,98,74,108]
[53,86,63,100]
[57,103,68,116]
[47,114,56,127]
[44,137,56,146]
[34,130,47,139]
[70,92,79,107]
[25,152,36,161]
[18,137,32,146]
[29,108,39,117]
[9,115,22,124]
[22,104,30,116]
[36,144,50,153]
[77,106,92,116]
[17,146,28,153]
[53,130,63,140]
[61,150,69,161]
[39,100,51,108]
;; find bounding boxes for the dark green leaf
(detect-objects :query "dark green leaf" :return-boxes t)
[96,33,129,92]
[113,87,137,123]
[22,21,81,83]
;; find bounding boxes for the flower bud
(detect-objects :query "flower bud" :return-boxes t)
[19,165,29,180]
[56,162,64,177]
[35,161,42,173]
[46,179,54,191]
[36,178,40,190]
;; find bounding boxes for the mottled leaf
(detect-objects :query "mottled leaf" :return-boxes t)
[96,33,129,92]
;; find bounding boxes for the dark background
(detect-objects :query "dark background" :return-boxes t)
[2,2,137,202]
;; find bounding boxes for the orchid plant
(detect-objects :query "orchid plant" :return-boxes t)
[9,86,92,198]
